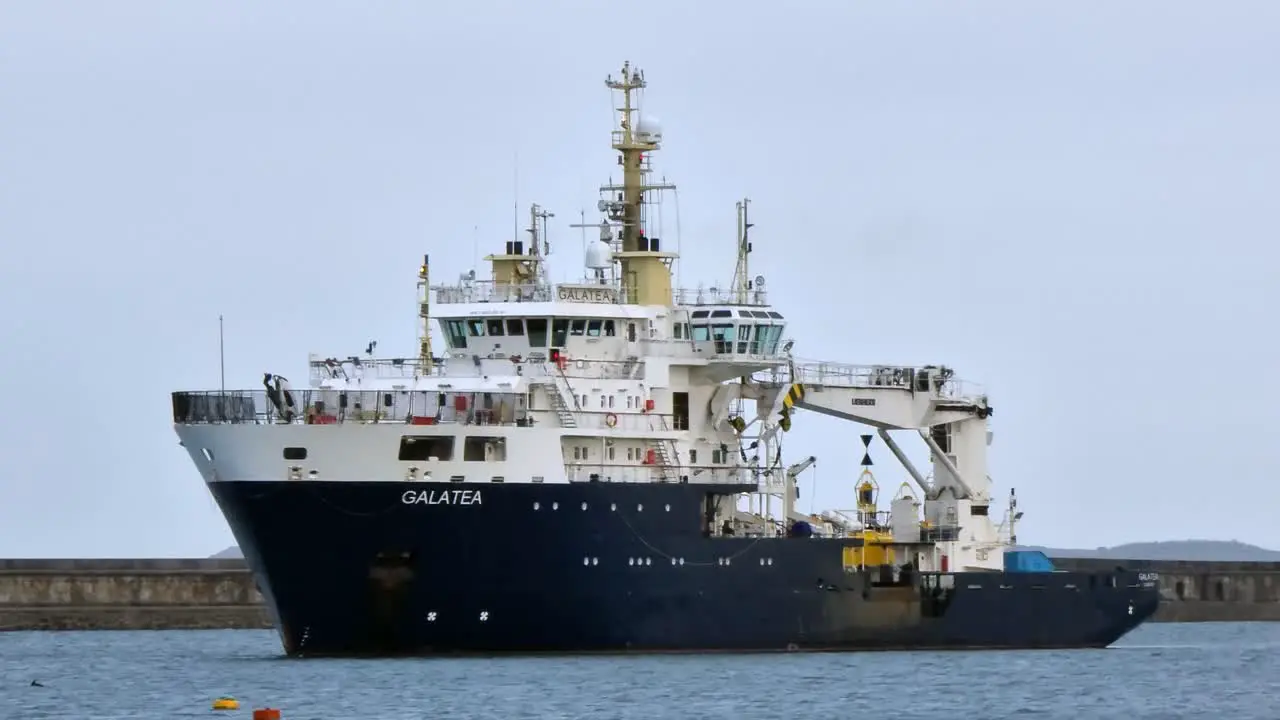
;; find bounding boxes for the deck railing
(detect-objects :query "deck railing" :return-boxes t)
[172,389,677,430]
[309,356,648,383]
[758,361,986,401]
[430,278,770,307]
[172,390,535,426]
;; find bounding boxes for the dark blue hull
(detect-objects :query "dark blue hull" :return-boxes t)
[209,481,1160,656]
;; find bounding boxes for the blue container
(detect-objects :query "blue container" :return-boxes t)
[1003,550,1056,573]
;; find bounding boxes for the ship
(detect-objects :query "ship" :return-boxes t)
[171,62,1160,656]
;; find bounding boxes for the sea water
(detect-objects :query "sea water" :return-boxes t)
[3,623,1278,719]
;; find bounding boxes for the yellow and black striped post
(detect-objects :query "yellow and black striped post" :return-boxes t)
[779,383,805,432]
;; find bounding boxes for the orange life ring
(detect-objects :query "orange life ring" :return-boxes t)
[604,413,618,428]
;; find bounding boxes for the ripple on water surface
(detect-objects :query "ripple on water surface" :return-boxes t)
[3,623,1280,719]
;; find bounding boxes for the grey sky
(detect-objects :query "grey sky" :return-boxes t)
[2,2,1276,557]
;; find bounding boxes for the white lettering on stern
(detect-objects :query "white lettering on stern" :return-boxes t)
[401,489,483,506]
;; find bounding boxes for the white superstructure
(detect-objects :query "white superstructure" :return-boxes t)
[173,62,1017,573]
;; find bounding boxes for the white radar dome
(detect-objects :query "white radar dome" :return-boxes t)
[635,115,663,145]
[585,240,613,270]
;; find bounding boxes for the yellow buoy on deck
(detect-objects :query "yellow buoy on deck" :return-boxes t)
[212,697,240,711]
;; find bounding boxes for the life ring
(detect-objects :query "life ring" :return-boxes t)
[604,413,618,428]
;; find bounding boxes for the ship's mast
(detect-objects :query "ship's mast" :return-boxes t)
[731,198,753,304]
[527,202,553,288]
[605,62,677,306]
[416,254,433,375]
[607,63,648,256]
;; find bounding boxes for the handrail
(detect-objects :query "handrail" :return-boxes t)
[757,361,986,401]
[568,463,752,485]
[309,356,661,383]
[171,390,678,429]
[173,389,535,426]
[430,278,771,307]
[555,364,583,412]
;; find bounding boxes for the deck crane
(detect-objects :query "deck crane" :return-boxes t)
[781,455,816,525]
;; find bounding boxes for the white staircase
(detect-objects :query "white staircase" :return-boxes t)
[543,371,580,428]
[648,414,680,482]
[620,355,641,379]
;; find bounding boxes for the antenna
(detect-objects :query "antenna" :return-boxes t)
[218,315,225,394]
[416,254,433,375]
[731,198,753,304]
[526,203,554,287]
[512,150,519,245]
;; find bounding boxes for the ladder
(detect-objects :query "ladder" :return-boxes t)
[648,414,680,482]
[620,355,641,379]
[543,369,581,429]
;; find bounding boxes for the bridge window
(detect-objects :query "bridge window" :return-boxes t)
[757,325,782,353]
[570,319,586,336]
[486,319,505,336]
[691,325,710,342]
[527,318,549,346]
[445,320,467,348]
[768,311,784,319]
[466,319,485,337]
[398,435,455,461]
[506,318,525,336]
[604,320,616,336]
[673,324,684,339]
[711,324,735,353]
[750,325,765,354]
[737,325,752,353]
[710,310,732,318]
[552,319,569,346]
[749,310,769,318]
[691,310,710,319]
[587,320,611,337]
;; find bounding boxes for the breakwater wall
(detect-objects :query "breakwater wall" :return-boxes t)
[2,557,1279,630]
[0,559,269,631]
[1050,557,1280,622]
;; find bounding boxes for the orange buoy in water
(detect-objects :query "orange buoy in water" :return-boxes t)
[253,709,282,720]
[212,697,239,710]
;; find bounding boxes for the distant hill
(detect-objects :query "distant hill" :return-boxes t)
[1024,540,1280,563]
[210,540,1280,562]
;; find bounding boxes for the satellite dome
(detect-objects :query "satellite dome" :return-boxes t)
[585,240,613,270]
[635,115,663,145]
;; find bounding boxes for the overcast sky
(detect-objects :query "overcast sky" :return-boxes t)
[2,1,1277,557]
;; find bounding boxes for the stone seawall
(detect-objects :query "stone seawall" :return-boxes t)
[2,557,1279,631]
[1050,557,1280,622]
[0,559,270,631]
